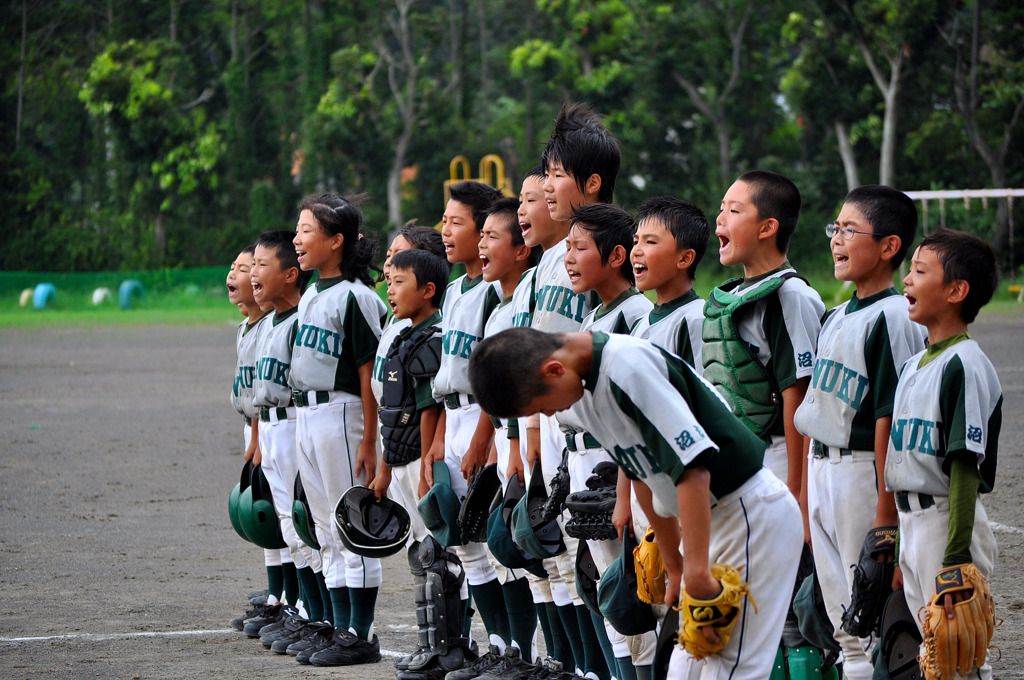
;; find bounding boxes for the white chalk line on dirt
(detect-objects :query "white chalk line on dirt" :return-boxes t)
[991,521,1024,535]
[0,629,403,657]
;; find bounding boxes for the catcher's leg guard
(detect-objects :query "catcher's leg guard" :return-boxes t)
[405,536,471,672]
[787,646,829,680]
[768,646,786,680]
[394,551,430,671]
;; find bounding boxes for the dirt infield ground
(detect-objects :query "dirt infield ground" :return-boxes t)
[1,314,1022,679]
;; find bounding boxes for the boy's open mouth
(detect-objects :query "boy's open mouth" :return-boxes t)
[633,263,647,276]
[480,255,491,271]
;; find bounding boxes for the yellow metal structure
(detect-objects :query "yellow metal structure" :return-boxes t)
[443,154,516,207]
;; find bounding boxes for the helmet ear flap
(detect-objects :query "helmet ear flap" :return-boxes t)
[292,472,320,550]
[242,464,287,550]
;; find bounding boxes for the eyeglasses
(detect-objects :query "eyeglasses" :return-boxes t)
[825,222,875,240]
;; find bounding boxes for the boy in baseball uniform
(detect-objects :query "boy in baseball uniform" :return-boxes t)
[469,327,803,680]
[794,186,926,678]
[886,228,1001,680]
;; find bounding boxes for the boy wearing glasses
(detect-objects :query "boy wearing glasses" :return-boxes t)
[794,185,926,679]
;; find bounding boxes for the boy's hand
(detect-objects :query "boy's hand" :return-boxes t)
[506,452,525,485]
[355,439,377,485]
[892,564,903,591]
[461,439,488,481]
[369,466,392,500]
[612,472,633,539]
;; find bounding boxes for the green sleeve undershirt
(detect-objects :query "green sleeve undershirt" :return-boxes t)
[944,451,981,567]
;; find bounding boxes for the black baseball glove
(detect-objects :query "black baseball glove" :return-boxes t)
[841,524,898,638]
[564,461,618,540]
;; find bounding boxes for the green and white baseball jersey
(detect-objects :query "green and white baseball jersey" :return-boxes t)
[290,276,387,395]
[795,289,926,450]
[885,334,1002,497]
[568,332,765,518]
[233,312,272,418]
[731,266,824,392]
[531,239,596,333]
[510,267,537,329]
[432,274,501,399]
[372,315,412,404]
[558,288,653,435]
[253,306,300,408]
[631,289,705,367]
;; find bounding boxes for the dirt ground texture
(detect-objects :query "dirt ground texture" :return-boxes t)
[0,314,1022,679]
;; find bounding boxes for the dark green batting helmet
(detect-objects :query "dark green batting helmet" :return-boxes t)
[417,461,464,547]
[511,459,566,558]
[485,473,548,579]
[228,460,254,542]
[292,471,320,550]
[238,464,287,550]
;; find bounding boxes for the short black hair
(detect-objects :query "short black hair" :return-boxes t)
[256,229,313,292]
[542,103,621,204]
[469,328,565,418]
[524,165,545,182]
[570,203,635,284]
[918,227,998,323]
[400,223,448,264]
[389,248,449,308]
[737,170,801,254]
[635,196,710,280]
[448,181,504,232]
[841,185,918,270]
[487,197,525,245]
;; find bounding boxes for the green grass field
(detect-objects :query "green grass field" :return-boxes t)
[2,269,1020,329]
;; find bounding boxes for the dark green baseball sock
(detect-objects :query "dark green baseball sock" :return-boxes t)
[535,602,555,660]
[544,601,574,666]
[462,597,474,637]
[588,609,615,680]
[469,579,511,646]
[281,561,299,606]
[635,663,653,680]
[315,571,332,623]
[556,603,584,670]
[266,564,285,602]
[329,586,351,630]
[348,586,378,639]
[501,578,537,662]
[297,566,323,621]
[575,605,609,678]
[617,656,639,680]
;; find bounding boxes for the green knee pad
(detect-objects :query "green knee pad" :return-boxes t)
[787,646,840,680]
[769,646,787,680]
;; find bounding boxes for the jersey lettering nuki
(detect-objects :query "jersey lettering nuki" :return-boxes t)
[255,356,291,388]
[295,323,342,358]
[535,284,587,323]
[890,417,940,456]
[810,358,870,411]
[442,329,480,359]
[233,365,255,395]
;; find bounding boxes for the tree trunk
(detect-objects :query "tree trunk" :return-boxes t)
[833,120,859,191]
[155,213,166,262]
[878,59,900,187]
[16,0,26,151]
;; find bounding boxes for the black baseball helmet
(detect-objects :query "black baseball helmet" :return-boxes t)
[334,486,411,558]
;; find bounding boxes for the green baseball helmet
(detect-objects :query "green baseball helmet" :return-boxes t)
[575,538,603,617]
[417,461,464,547]
[485,473,548,578]
[511,459,566,559]
[228,460,254,542]
[292,471,320,550]
[238,463,287,550]
[598,530,656,636]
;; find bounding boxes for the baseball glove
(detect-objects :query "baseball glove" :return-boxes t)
[676,563,754,659]
[538,450,571,524]
[841,524,898,638]
[920,563,995,680]
[633,525,666,605]
[564,461,619,541]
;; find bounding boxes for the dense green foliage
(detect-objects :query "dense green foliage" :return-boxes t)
[3,0,1022,274]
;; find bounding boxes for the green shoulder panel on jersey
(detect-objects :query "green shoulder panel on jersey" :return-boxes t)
[938,353,1000,493]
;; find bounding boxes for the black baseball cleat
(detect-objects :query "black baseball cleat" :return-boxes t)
[476,646,530,680]
[260,615,309,648]
[294,625,335,664]
[308,627,382,666]
[445,644,504,680]
[284,621,333,657]
[243,603,297,637]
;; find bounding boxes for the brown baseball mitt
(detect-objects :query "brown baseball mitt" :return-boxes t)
[919,563,995,680]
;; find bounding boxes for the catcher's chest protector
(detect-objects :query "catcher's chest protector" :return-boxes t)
[702,274,797,438]
[379,325,441,466]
